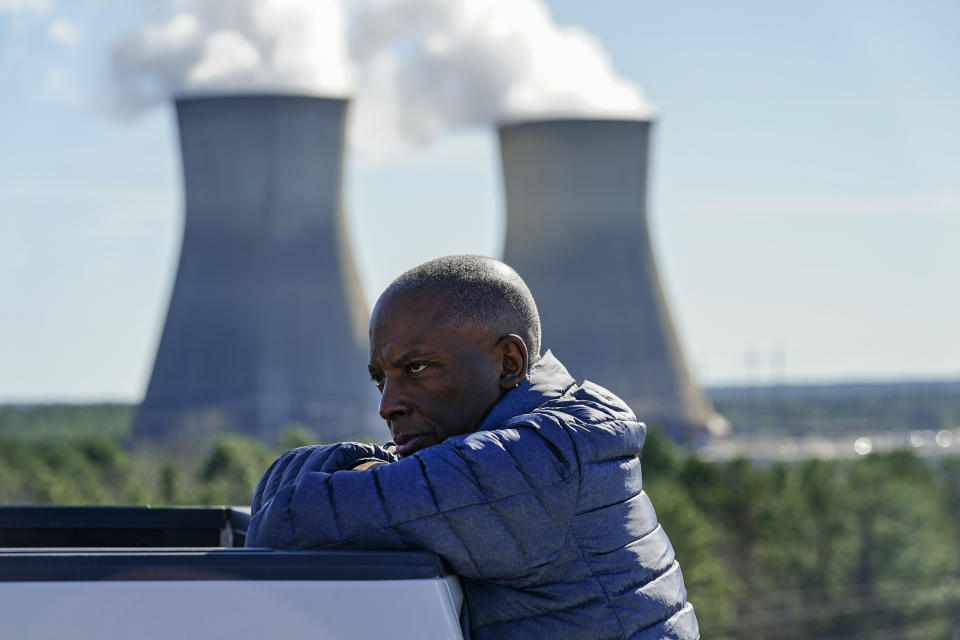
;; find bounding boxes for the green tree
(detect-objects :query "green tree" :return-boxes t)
[841,451,959,640]
[646,477,741,636]
[199,436,276,505]
[278,424,320,451]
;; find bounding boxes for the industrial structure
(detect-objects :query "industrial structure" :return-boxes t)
[499,118,726,441]
[134,94,379,443]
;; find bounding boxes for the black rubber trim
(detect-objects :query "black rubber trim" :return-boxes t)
[0,549,449,582]
[0,506,237,529]
[0,506,251,548]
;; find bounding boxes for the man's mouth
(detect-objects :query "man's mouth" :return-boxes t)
[393,433,431,457]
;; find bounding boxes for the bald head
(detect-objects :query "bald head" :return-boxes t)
[375,255,541,368]
[367,256,541,456]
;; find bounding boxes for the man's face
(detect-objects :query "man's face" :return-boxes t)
[367,290,504,458]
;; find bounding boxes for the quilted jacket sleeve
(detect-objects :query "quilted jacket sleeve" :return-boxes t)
[246,420,579,580]
[249,442,398,515]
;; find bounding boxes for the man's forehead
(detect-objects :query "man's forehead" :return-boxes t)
[368,315,469,366]
[371,285,453,328]
[369,287,491,358]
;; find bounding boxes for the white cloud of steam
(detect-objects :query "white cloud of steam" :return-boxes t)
[109,0,351,115]
[108,0,652,155]
[348,0,653,154]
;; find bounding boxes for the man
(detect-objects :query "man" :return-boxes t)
[246,255,699,639]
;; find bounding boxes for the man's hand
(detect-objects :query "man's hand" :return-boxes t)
[350,459,390,471]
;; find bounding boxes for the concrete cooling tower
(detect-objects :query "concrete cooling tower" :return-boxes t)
[499,118,725,442]
[134,94,379,444]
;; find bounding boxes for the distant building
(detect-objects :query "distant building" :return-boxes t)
[499,118,727,441]
[134,94,380,444]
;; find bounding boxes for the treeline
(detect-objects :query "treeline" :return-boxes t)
[640,429,960,639]
[0,403,133,441]
[710,381,960,435]
[0,427,316,507]
[8,378,960,442]
[1,423,958,638]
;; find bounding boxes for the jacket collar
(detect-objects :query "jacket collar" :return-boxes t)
[477,350,576,431]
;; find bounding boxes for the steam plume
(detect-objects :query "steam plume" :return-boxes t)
[349,0,652,151]
[109,0,652,154]
[110,0,351,114]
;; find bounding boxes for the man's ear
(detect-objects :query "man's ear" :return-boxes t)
[495,334,528,390]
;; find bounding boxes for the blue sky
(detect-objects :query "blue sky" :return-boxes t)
[1,0,959,402]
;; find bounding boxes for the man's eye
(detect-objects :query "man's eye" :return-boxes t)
[370,375,384,389]
[406,363,428,374]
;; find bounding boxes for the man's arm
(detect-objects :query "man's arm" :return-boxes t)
[246,422,579,581]
[250,442,397,515]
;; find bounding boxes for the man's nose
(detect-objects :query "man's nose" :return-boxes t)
[378,378,410,421]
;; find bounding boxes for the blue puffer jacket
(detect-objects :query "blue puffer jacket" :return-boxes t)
[247,352,699,640]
